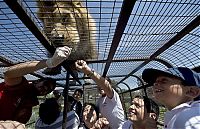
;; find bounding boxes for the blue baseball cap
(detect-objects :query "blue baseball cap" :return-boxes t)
[142,67,200,87]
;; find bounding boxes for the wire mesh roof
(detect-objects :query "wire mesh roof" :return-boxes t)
[0,0,199,88]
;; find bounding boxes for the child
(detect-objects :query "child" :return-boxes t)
[122,96,159,129]
[142,67,200,129]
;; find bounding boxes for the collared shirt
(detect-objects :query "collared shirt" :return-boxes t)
[164,100,200,129]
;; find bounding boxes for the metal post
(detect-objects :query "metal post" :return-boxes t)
[62,71,70,129]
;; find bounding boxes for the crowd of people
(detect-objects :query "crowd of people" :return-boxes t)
[0,46,200,129]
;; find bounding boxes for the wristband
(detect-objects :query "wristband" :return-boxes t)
[87,69,95,78]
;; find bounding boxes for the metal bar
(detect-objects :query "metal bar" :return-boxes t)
[130,75,145,86]
[102,0,137,77]
[62,71,70,129]
[54,74,137,81]
[0,56,14,66]
[193,66,200,73]
[120,84,152,94]
[87,58,173,68]
[4,0,82,85]
[83,84,85,105]
[62,64,82,85]
[0,64,8,67]
[4,0,54,53]
[130,75,147,97]
[121,82,133,101]
[118,15,200,84]
[0,55,172,67]
[150,15,200,59]
[116,86,127,118]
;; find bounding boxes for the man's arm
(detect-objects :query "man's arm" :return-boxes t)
[75,60,113,99]
[4,46,72,86]
[4,60,47,86]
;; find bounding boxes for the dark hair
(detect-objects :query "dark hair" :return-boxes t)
[68,95,75,103]
[134,96,159,120]
[74,89,83,96]
[83,103,99,119]
[82,103,99,129]
[39,98,60,125]
[36,78,56,95]
[144,96,159,120]
[44,78,56,93]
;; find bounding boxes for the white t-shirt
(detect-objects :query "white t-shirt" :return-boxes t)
[97,89,125,129]
[35,111,80,129]
[164,100,200,129]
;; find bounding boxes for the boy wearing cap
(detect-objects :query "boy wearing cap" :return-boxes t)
[142,67,200,129]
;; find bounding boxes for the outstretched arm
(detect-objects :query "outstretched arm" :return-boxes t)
[4,46,72,86]
[4,60,47,86]
[75,60,113,99]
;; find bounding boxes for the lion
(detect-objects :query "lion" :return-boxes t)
[36,0,97,74]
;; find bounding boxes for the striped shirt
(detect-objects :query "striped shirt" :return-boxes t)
[35,111,80,129]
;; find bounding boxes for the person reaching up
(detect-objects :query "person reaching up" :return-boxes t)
[75,60,125,129]
[0,46,72,123]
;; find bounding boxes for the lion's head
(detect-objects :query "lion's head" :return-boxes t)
[37,0,97,60]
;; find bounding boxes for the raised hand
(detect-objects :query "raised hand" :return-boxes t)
[75,60,91,74]
[46,46,72,68]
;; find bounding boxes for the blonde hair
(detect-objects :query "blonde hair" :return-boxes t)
[37,0,97,60]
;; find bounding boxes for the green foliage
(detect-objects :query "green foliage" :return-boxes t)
[25,106,39,129]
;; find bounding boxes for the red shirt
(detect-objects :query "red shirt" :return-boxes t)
[0,77,39,123]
